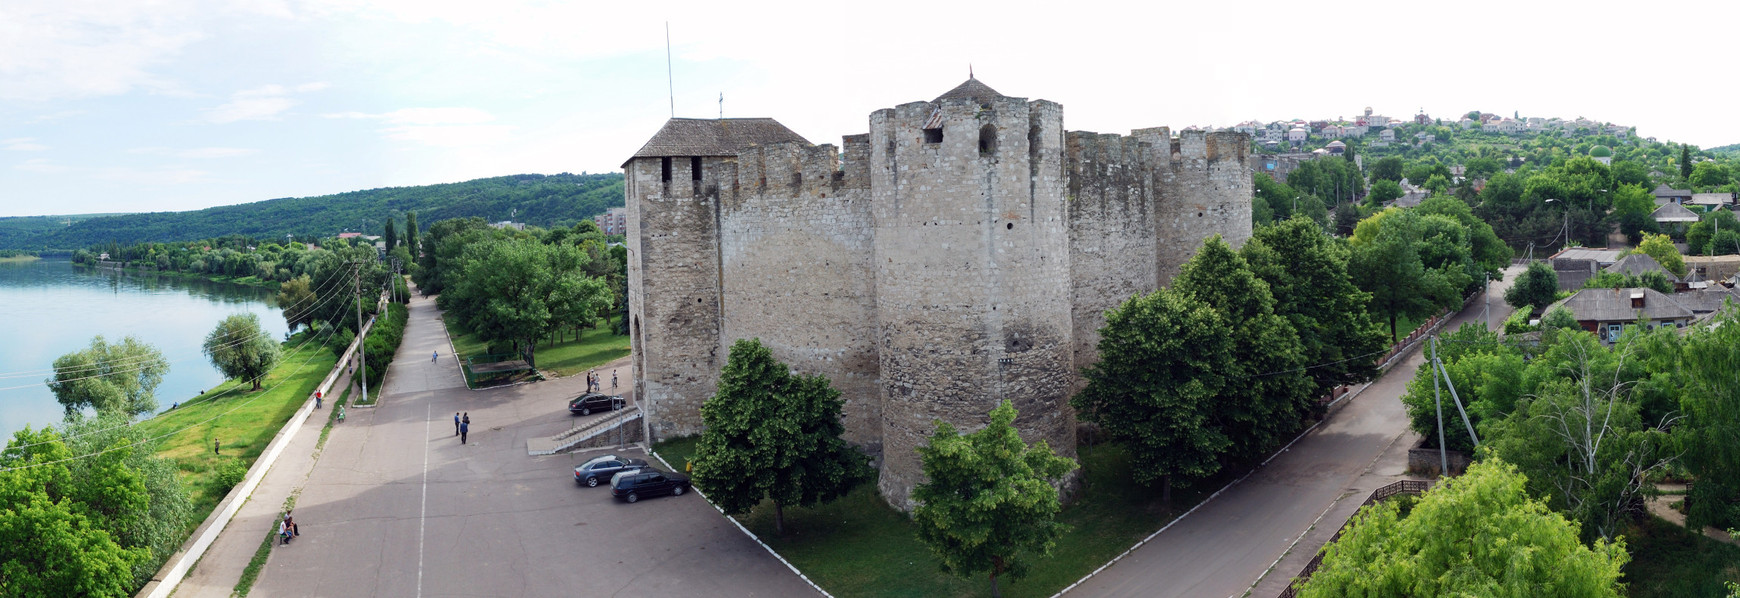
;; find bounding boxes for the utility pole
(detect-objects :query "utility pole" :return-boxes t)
[1432,336,1448,476]
[356,266,367,404]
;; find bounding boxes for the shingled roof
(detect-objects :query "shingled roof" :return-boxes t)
[623,118,809,166]
[934,77,1006,102]
[1605,253,1680,282]
[1550,287,1693,323]
[1651,202,1700,223]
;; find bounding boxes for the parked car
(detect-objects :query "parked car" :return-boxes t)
[568,392,625,416]
[574,455,647,487]
[611,468,691,503]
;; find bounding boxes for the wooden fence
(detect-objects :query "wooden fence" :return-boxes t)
[1277,479,1433,598]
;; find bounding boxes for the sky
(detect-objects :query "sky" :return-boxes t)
[2,0,1736,218]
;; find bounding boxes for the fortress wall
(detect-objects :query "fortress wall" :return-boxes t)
[719,141,882,451]
[1154,130,1254,284]
[626,155,728,439]
[1065,131,1160,373]
[870,96,1076,509]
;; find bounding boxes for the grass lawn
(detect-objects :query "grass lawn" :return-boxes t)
[653,437,1222,598]
[136,341,337,519]
[444,315,630,378]
[1623,515,1740,598]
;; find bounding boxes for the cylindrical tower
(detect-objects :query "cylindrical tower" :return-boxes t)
[870,79,1077,509]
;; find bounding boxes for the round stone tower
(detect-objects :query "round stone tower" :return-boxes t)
[868,79,1078,509]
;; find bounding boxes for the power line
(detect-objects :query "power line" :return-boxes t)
[0,288,374,466]
[0,261,365,380]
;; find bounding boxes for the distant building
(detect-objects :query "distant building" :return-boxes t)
[1549,287,1694,344]
[491,221,526,231]
[1325,140,1347,154]
[1653,184,1693,205]
[597,207,629,235]
[1589,145,1612,165]
[336,232,363,239]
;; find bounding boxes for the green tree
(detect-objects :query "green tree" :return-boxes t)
[1073,287,1232,501]
[1369,156,1405,183]
[274,274,316,331]
[404,211,419,256]
[1298,459,1627,598]
[1681,145,1693,180]
[46,336,169,418]
[1173,236,1310,462]
[1636,233,1687,278]
[1368,179,1402,205]
[1609,184,1659,244]
[443,238,612,367]
[1350,217,1446,341]
[1505,260,1560,310]
[383,216,398,250]
[1242,216,1387,397]
[1423,173,1450,195]
[912,400,1076,598]
[203,313,282,391]
[1399,324,1522,454]
[1687,209,1740,255]
[1682,309,1740,530]
[57,414,195,586]
[691,339,870,535]
[0,427,151,598]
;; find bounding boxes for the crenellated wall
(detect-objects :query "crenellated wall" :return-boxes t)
[869,94,1077,509]
[625,81,1250,511]
[717,141,882,450]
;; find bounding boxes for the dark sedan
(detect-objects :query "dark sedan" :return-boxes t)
[611,468,691,503]
[574,455,647,487]
[568,392,625,416]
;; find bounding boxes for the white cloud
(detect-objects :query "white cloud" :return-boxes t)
[98,167,211,185]
[204,82,328,123]
[323,107,507,147]
[323,107,496,125]
[2,138,48,151]
[14,158,68,173]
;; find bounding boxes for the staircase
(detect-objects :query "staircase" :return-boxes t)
[526,407,642,456]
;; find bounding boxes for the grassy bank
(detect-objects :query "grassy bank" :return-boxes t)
[653,437,1222,598]
[1624,515,1740,597]
[0,254,40,263]
[136,338,338,518]
[77,262,282,290]
[444,315,629,378]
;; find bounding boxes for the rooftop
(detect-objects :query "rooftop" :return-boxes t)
[1651,202,1701,223]
[934,77,1007,103]
[1551,287,1693,322]
[624,118,810,165]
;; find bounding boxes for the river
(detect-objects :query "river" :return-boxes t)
[0,258,289,438]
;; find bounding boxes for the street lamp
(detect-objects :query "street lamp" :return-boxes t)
[1544,198,1570,248]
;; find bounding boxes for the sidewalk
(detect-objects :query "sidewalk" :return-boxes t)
[169,367,354,598]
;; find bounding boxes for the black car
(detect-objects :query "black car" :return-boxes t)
[568,392,625,416]
[611,468,691,503]
[574,454,647,487]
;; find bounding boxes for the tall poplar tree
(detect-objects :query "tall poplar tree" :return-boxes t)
[404,211,419,256]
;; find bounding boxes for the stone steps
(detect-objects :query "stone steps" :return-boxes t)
[528,407,641,456]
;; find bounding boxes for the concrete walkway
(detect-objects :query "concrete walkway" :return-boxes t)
[247,286,813,597]
[1068,265,1522,598]
[170,366,354,598]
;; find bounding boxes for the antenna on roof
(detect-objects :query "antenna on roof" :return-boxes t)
[665,22,675,118]
[969,63,974,79]
[719,92,723,119]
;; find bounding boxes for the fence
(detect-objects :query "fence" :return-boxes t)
[1276,480,1433,598]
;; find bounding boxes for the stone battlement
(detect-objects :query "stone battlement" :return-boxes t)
[624,78,1251,510]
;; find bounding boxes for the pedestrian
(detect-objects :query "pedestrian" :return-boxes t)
[460,420,469,445]
[612,370,618,389]
[278,518,289,545]
[432,350,438,363]
[454,412,460,436]
[462,412,469,426]
[214,439,220,455]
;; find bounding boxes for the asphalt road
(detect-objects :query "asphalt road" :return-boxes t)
[250,292,815,598]
[1066,266,1522,597]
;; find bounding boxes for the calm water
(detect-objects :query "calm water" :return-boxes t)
[0,259,289,438]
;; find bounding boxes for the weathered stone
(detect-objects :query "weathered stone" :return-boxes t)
[624,79,1253,510]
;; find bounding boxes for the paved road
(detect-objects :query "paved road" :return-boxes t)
[1068,266,1522,598]
[250,290,814,597]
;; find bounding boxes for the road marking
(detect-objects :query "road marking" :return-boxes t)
[417,402,429,598]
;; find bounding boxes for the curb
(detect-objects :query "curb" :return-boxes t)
[647,450,833,598]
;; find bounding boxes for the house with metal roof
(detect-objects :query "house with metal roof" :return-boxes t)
[1651,202,1701,230]
[1653,183,1693,206]
[1548,287,1695,343]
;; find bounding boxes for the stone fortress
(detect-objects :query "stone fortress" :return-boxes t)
[622,78,1252,509]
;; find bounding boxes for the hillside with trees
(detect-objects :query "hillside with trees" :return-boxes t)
[0,173,622,251]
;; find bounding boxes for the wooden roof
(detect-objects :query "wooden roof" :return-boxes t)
[624,118,809,166]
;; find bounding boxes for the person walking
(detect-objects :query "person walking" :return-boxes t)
[460,419,469,445]
[611,370,618,389]
[432,350,439,363]
[454,412,460,436]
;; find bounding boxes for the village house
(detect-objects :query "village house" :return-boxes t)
[1548,287,1693,344]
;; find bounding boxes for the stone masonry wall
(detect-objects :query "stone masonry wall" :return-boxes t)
[626,156,727,440]
[718,140,882,451]
[1065,131,1161,373]
[1153,130,1254,284]
[869,95,1077,510]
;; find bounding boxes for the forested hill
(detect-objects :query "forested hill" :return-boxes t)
[0,173,623,250]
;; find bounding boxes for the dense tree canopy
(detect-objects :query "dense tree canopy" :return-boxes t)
[912,400,1076,598]
[692,339,870,535]
[1505,260,1561,310]
[1240,217,1387,397]
[203,314,283,391]
[439,237,613,367]
[45,336,169,418]
[1299,459,1628,598]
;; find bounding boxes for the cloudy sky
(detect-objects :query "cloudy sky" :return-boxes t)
[2,0,1735,217]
